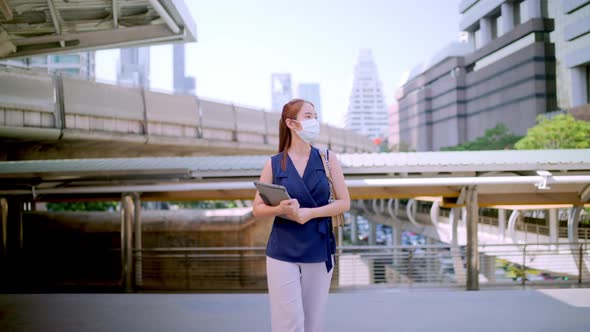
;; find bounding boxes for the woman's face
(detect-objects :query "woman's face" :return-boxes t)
[287,103,317,131]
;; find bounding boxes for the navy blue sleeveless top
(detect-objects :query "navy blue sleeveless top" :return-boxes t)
[265,146,337,273]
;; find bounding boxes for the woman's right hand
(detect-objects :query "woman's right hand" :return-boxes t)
[278,199,299,216]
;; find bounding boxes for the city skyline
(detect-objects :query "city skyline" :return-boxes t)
[95,0,462,127]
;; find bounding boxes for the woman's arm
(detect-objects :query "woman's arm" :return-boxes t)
[252,158,299,218]
[289,151,350,224]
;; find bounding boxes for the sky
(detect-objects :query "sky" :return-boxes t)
[96,0,463,127]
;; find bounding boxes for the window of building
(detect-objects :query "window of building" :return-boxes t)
[30,57,48,65]
[491,12,501,39]
[52,55,80,64]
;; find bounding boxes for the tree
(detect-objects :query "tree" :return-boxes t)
[515,114,590,149]
[441,123,522,151]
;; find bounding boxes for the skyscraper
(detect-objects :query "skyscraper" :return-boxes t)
[173,43,196,95]
[117,47,150,88]
[297,83,322,121]
[345,49,388,139]
[271,73,292,112]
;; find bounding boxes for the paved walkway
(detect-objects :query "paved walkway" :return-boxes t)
[1,288,589,332]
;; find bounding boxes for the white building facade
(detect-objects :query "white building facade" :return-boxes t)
[346,49,388,139]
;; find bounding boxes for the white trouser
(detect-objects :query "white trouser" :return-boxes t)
[266,255,334,332]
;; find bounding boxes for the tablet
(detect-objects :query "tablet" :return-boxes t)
[254,181,291,206]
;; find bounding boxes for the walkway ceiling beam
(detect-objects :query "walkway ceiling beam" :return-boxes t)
[0,0,12,21]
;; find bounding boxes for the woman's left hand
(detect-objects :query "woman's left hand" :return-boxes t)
[286,208,314,225]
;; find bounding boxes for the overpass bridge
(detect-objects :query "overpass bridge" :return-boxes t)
[0,67,376,160]
[1,149,589,290]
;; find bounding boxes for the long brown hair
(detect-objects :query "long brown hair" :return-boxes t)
[278,98,314,171]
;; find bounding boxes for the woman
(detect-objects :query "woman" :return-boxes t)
[252,98,350,332]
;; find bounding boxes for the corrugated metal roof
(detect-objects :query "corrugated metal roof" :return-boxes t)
[0,149,589,178]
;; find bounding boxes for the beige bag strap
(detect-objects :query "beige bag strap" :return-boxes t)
[319,148,336,202]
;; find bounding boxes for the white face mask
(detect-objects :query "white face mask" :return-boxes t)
[293,118,320,143]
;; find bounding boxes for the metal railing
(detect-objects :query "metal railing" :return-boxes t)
[133,243,590,292]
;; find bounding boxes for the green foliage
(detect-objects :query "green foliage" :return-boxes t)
[441,123,522,151]
[515,114,590,150]
[389,140,415,152]
[47,201,118,212]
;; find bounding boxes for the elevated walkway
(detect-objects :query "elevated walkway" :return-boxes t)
[0,68,375,160]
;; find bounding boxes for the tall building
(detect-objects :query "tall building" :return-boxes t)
[0,52,95,79]
[297,83,322,121]
[173,43,196,95]
[117,47,150,88]
[394,0,561,151]
[271,73,292,112]
[548,0,590,109]
[345,49,388,139]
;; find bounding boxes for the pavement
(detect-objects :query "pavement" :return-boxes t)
[1,288,589,332]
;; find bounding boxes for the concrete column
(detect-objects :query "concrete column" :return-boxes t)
[121,194,134,292]
[0,198,7,257]
[498,209,506,242]
[450,207,466,284]
[571,66,588,107]
[501,2,515,36]
[480,254,496,283]
[468,31,476,50]
[527,0,543,19]
[465,186,479,291]
[451,207,460,246]
[132,193,143,288]
[479,17,493,47]
[392,221,402,266]
[6,199,23,254]
[369,221,376,246]
[350,212,357,245]
[549,209,559,244]
[568,206,582,244]
[392,222,402,246]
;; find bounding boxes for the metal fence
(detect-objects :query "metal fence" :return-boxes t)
[135,242,590,292]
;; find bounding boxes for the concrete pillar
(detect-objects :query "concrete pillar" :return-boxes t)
[498,209,506,242]
[132,193,143,288]
[0,198,7,257]
[479,17,493,47]
[571,66,588,107]
[450,207,466,285]
[468,31,476,50]
[501,2,515,36]
[568,206,582,244]
[465,186,479,291]
[549,209,559,244]
[392,221,402,266]
[350,212,357,245]
[451,207,460,246]
[121,194,134,292]
[527,0,543,19]
[480,254,496,283]
[6,199,23,254]
[369,221,376,246]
